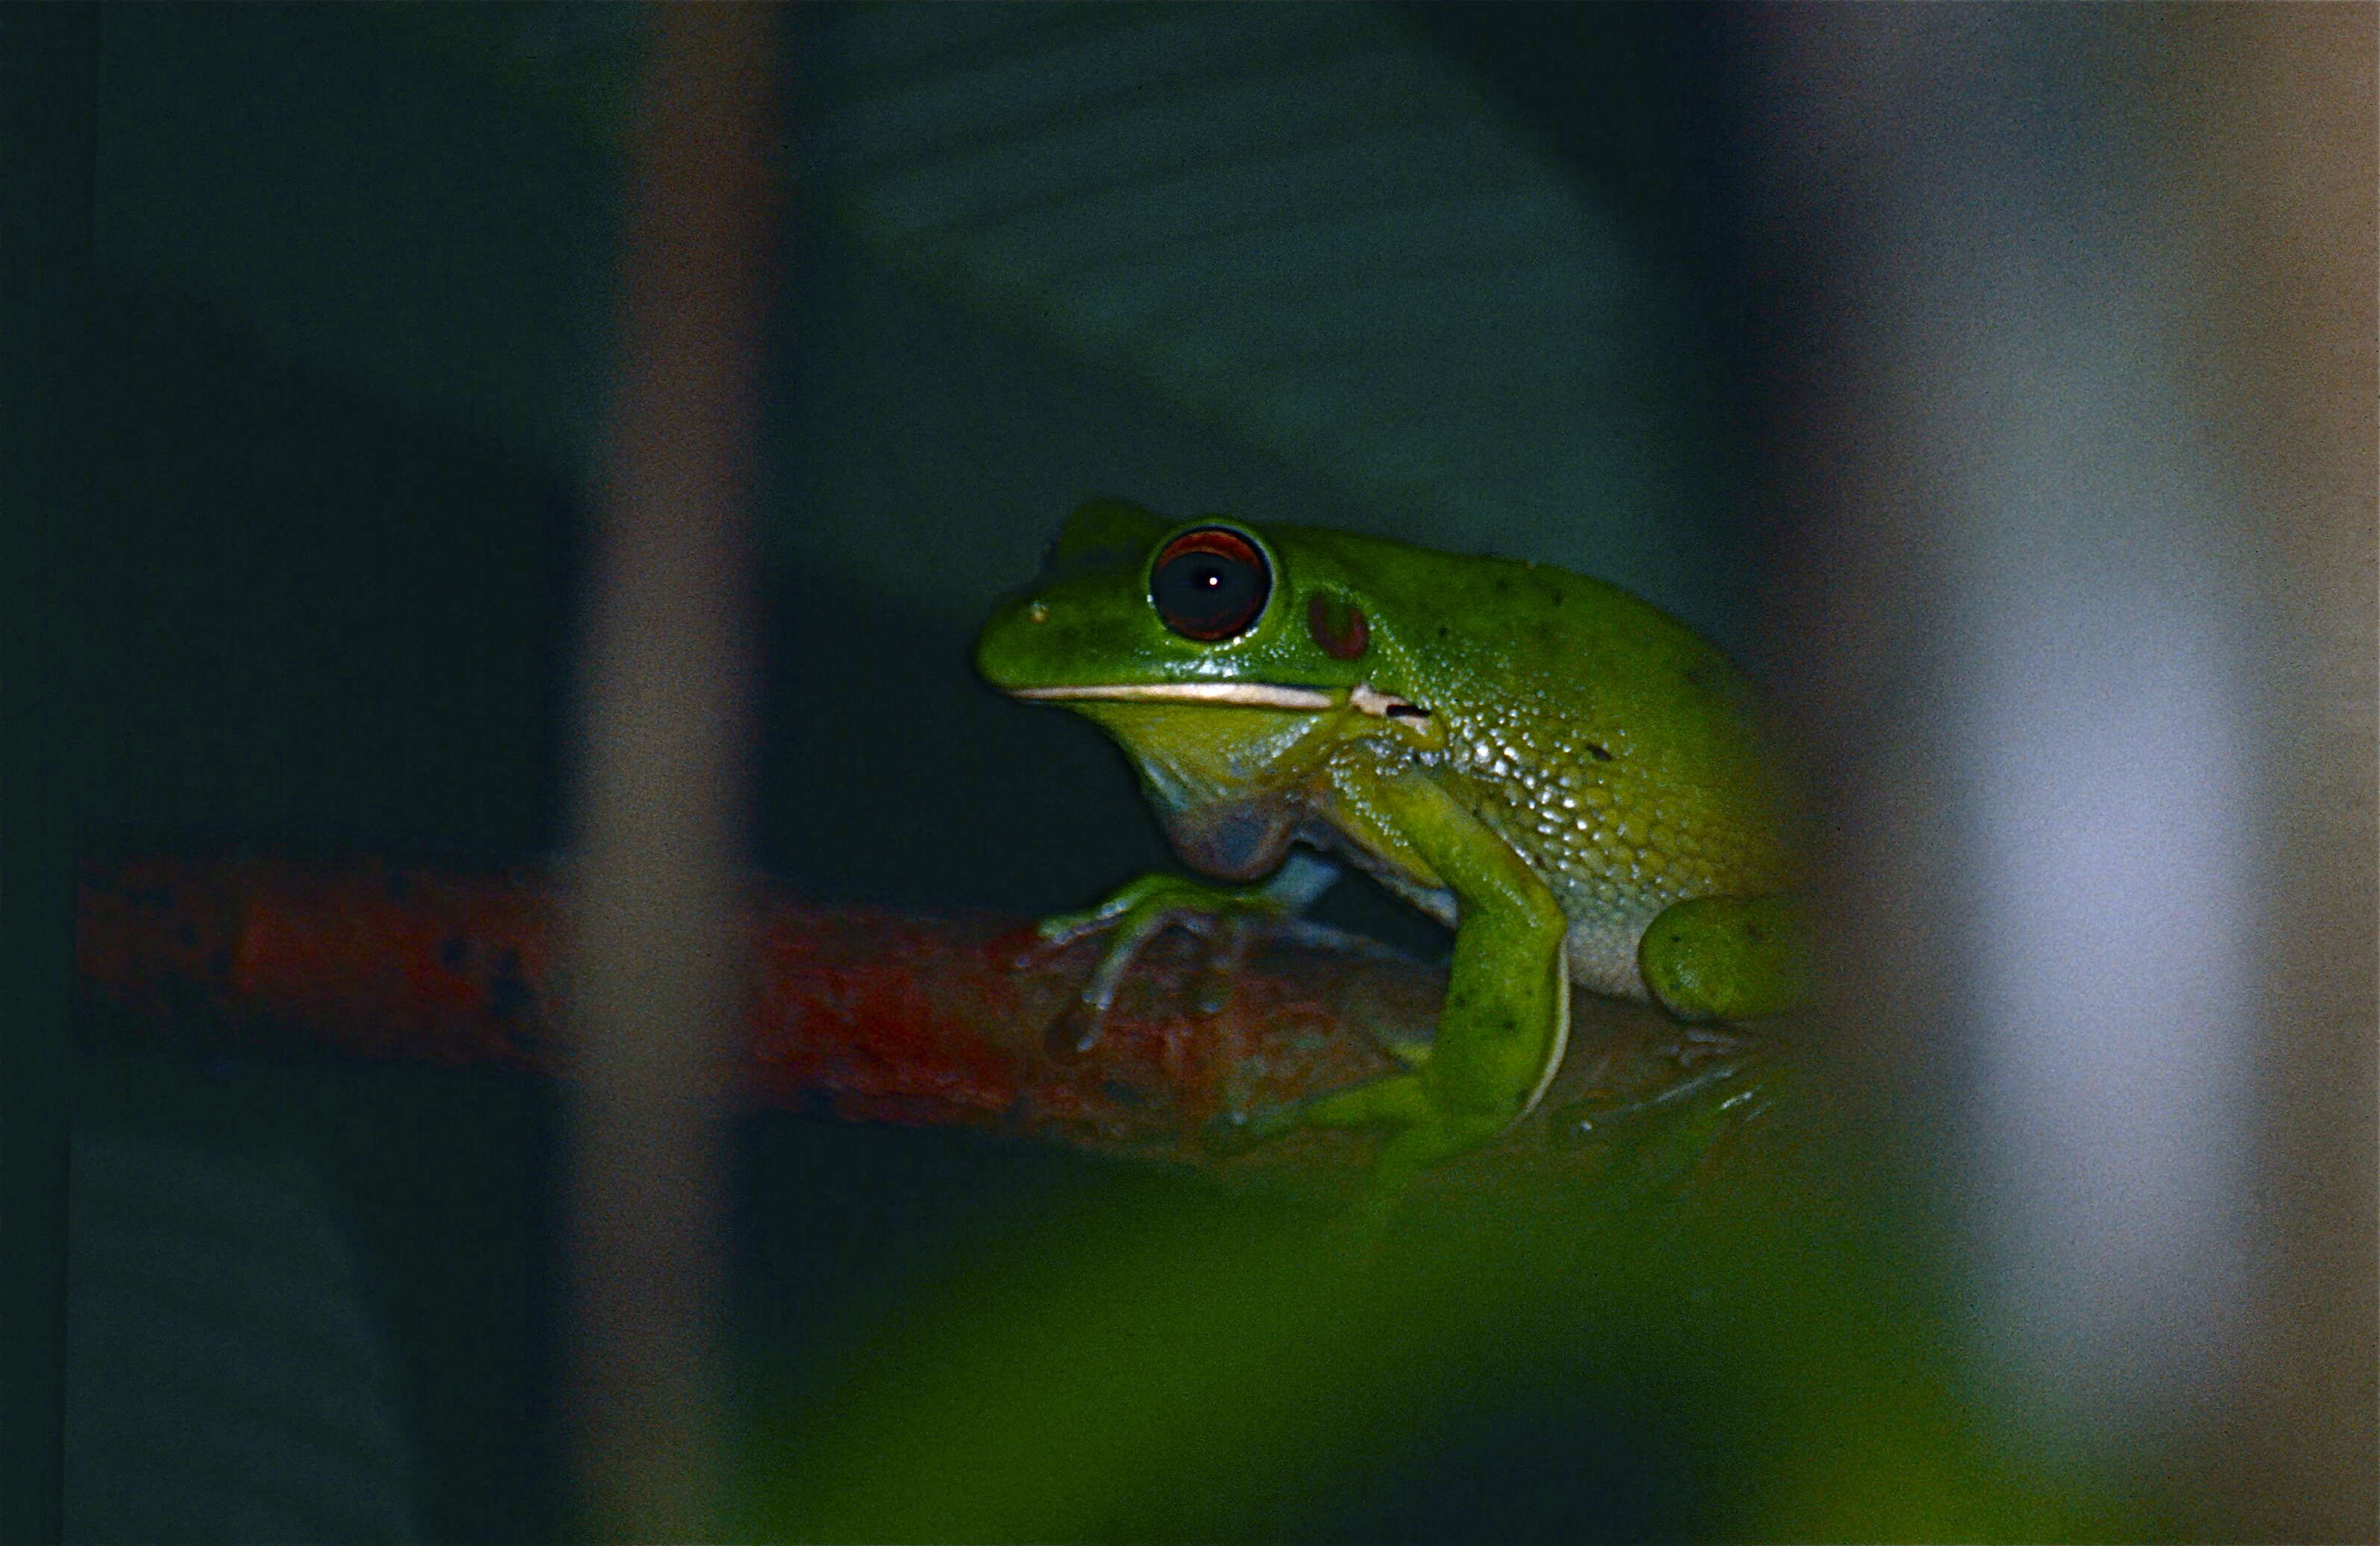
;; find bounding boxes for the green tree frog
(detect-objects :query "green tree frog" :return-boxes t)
[977,499,1803,1197]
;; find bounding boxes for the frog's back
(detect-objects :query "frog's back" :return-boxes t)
[1281,526,1794,995]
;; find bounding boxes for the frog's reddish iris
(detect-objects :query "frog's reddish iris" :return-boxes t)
[1150,527,1270,641]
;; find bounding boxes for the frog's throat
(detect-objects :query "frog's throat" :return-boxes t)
[1009,682,1427,718]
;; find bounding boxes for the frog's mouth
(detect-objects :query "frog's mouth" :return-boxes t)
[1008,682,1429,719]
[1007,683,1334,710]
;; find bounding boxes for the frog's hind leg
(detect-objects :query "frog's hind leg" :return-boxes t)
[1304,1082,1522,1237]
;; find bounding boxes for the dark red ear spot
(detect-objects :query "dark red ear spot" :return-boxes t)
[1307,592,1369,661]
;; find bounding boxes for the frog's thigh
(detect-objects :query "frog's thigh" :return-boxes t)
[1303,764,1571,1149]
[1636,893,1806,1021]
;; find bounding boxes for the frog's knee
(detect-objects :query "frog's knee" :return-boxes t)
[1639,894,1808,1022]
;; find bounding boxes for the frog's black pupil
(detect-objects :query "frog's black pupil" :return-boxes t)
[1151,528,1269,641]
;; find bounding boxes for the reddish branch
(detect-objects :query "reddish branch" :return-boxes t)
[75,853,1785,1189]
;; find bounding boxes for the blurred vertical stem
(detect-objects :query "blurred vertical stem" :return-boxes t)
[562,5,780,1540]
[1751,6,2374,1531]
[0,6,96,1540]
[2182,9,2376,1537]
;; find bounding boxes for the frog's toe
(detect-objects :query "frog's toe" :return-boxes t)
[1202,1102,1302,1156]
[1188,916,1260,1017]
[1301,1070,1436,1131]
[1034,903,1128,949]
[1040,952,1135,1060]
[1043,996,1109,1061]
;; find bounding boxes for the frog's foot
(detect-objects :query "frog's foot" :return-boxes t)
[1637,893,1809,1022]
[1202,1075,1506,1232]
[1303,1073,1515,1222]
[1549,1054,1757,1142]
[1037,858,1340,1059]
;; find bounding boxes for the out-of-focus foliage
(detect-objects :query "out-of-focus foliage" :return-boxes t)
[64,1133,416,1543]
[733,1059,2145,1544]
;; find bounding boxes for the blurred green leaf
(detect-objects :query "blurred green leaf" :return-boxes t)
[732,1055,2150,1544]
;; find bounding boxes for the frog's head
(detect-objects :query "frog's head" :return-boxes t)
[977,499,1425,876]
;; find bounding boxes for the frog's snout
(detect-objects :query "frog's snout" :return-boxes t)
[974,590,1056,693]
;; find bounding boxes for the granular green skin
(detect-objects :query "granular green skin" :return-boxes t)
[1331,578,1787,996]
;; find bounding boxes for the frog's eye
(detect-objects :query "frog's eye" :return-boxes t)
[1150,527,1271,641]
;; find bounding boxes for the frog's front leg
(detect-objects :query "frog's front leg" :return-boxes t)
[1298,764,1570,1204]
[1036,855,1338,1056]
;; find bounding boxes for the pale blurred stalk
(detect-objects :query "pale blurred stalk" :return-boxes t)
[1753,7,2373,1536]
[2181,8,2376,1538]
[560,6,779,1540]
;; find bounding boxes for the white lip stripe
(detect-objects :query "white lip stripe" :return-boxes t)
[1008,683,1335,710]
